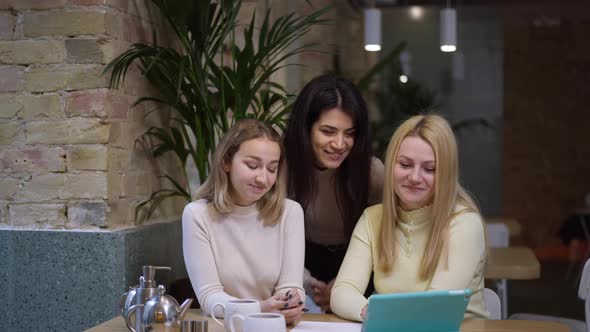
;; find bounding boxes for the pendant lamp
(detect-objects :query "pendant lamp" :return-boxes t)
[364,8,381,52]
[440,6,457,52]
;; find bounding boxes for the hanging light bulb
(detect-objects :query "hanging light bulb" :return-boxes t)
[451,51,465,80]
[399,50,411,83]
[440,6,457,52]
[364,8,382,52]
[400,50,412,77]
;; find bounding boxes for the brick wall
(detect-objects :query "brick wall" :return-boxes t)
[503,1,590,246]
[0,0,368,230]
[0,0,184,229]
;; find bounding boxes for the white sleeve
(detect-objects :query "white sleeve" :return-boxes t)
[274,201,306,300]
[182,203,238,317]
[330,212,373,322]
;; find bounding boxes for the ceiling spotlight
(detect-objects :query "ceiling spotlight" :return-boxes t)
[409,6,424,20]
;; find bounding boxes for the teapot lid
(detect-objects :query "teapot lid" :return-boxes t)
[143,285,182,324]
[149,285,178,304]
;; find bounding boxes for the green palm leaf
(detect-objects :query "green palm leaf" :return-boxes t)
[107,0,329,223]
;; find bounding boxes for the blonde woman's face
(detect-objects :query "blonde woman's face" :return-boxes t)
[393,136,436,210]
[226,138,280,206]
[310,108,355,169]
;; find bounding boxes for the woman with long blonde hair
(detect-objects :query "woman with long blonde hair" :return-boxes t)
[331,114,488,321]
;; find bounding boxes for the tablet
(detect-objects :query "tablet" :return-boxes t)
[362,289,472,332]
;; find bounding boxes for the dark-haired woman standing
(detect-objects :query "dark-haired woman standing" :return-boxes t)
[284,74,384,312]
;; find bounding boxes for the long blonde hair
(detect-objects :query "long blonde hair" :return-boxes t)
[194,119,287,225]
[378,114,480,280]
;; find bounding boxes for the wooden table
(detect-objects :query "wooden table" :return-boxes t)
[485,247,540,280]
[86,309,570,332]
[485,246,540,319]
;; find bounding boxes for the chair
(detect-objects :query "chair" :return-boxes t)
[510,258,590,332]
[487,222,510,247]
[571,211,590,283]
[561,193,590,282]
[486,222,510,318]
[483,288,501,320]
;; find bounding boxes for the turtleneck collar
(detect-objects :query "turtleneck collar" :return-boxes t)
[397,204,433,227]
[231,202,259,219]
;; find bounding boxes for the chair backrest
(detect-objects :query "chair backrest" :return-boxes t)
[576,258,590,332]
[579,259,590,300]
[486,223,510,248]
[483,288,501,320]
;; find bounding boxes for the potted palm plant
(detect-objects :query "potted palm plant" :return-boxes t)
[105,0,329,220]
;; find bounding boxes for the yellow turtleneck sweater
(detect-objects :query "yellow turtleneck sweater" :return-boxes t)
[331,203,488,322]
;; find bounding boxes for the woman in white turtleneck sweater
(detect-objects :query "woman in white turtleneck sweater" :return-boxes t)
[331,114,489,322]
[182,120,305,325]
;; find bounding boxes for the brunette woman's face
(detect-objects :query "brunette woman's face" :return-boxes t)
[225,138,280,206]
[393,136,436,210]
[310,108,355,169]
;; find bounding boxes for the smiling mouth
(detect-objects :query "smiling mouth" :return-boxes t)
[324,151,345,160]
[250,185,267,192]
[404,186,423,191]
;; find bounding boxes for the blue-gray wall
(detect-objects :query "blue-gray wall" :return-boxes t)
[0,221,186,332]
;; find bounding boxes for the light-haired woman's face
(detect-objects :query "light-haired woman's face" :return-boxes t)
[310,108,355,169]
[393,136,436,210]
[226,137,280,206]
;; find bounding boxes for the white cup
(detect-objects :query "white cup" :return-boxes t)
[230,313,286,332]
[211,299,260,332]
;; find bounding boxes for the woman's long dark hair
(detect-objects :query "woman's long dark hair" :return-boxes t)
[284,74,372,238]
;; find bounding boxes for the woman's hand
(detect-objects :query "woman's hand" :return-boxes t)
[311,278,335,312]
[261,289,305,325]
[360,303,368,320]
[280,288,305,325]
[260,292,288,313]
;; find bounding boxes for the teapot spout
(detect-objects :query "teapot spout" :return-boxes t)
[179,298,194,319]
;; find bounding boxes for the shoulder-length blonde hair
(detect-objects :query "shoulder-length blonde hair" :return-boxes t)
[194,119,287,225]
[378,114,480,280]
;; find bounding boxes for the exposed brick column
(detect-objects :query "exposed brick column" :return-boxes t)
[0,0,183,229]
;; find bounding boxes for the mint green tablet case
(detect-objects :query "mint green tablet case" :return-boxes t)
[362,289,472,332]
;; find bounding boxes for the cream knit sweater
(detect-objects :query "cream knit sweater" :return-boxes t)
[182,199,305,316]
[331,204,489,321]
